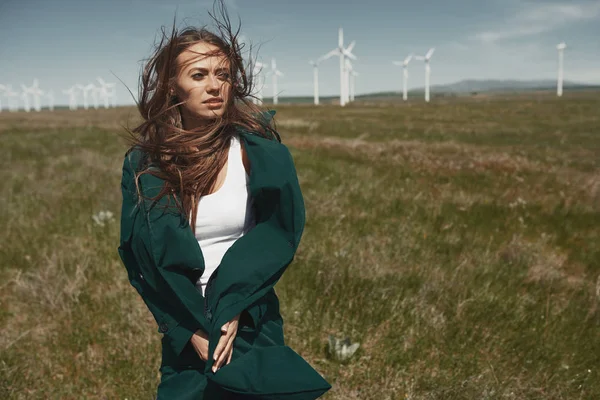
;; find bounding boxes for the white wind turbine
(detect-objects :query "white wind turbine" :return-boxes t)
[77,83,98,110]
[96,77,116,109]
[345,58,358,102]
[45,90,55,111]
[556,42,567,97]
[309,60,320,105]
[21,79,44,111]
[20,84,33,112]
[414,48,435,102]
[311,48,341,105]
[393,54,413,101]
[0,84,6,112]
[63,85,79,110]
[268,58,283,105]
[251,60,265,105]
[5,85,19,112]
[323,27,357,106]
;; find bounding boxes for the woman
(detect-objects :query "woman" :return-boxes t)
[117,3,331,399]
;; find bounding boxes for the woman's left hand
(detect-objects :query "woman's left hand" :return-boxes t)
[212,313,240,372]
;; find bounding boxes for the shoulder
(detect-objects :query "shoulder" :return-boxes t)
[239,130,297,173]
[121,146,172,205]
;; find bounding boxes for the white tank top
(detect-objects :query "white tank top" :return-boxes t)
[193,134,256,296]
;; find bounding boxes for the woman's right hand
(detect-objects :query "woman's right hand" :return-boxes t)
[190,329,210,361]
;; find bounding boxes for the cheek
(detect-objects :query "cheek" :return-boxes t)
[176,83,205,105]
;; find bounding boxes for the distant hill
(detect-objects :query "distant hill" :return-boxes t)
[256,79,600,104]
[427,79,600,94]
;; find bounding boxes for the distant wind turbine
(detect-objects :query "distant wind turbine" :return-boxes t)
[63,85,79,110]
[0,84,6,112]
[393,54,413,101]
[415,48,435,102]
[251,60,265,105]
[556,42,566,97]
[5,85,19,112]
[96,77,116,109]
[345,58,358,102]
[45,90,55,111]
[78,83,98,110]
[323,27,357,106]
[268,58,283,105]
[309,51,335,105]
[21,79,44,112]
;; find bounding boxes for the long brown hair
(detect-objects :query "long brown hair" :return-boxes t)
[124,1,278,234]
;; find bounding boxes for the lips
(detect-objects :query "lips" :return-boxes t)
[204,98,224,104]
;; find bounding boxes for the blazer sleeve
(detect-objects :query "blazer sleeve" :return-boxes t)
[118,150,210,357]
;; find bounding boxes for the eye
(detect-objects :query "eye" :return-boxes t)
[218,72,231,80]
[191,73,204,79]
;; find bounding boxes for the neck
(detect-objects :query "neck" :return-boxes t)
[181,112,218,132]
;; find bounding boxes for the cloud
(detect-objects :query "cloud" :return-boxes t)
[471,1,600,43]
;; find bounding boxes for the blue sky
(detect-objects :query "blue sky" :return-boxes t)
[1,0,599,107]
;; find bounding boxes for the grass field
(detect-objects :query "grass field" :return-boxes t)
[1,92,599,399]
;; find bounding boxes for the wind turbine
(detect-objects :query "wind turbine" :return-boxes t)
[63,85,79,110]
[345,58,358,102]
[45,90,55,111]
[323,27,357,106]
[268,58,283,105]
[556,42,566,97]
[5,85,19,112]
[96,77,115,109]
[0,84,6,112]
[393,54,413,101]
[251,60,265,105]
[415,48,435,102]
[309,59,320,105]
[20,84,33,112]
[78,83,98,110]
[21,79,44,112]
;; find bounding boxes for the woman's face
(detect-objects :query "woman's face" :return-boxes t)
[173,41,232,123]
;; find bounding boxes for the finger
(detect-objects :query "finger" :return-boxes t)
[227,347,233,364]
[216,333,236,370]
[213,333,229,363]
[216,332,236,370]
[221,322,229,334]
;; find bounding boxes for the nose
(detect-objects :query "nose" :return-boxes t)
[207,74,220,93]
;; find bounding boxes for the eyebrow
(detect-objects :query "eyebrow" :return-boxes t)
[188,67,230,74]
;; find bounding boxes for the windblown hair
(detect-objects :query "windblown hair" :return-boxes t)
[123,1,278,234]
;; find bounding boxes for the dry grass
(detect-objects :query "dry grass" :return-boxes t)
[1,93,599,399]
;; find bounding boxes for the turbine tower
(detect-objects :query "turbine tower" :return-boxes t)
[556,42,566,97]
[269,58,283,105]
[309,51,336,105]
[78,83,98,110]
[309,60,320,105]
[345,58,358,102]
[63,86,79,110]
[96,77,116,109]
[415,48,435,102]
[323,27,356,106]
[393,54,413,101]
[21,79,44,112]
[5,86,19,112]
[20,84,33,112]
[0,84,6,112]
[251,60,265,105]
[45,90,55,111]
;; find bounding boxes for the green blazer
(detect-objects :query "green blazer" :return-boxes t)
[117,120,331,399]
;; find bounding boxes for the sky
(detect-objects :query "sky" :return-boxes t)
[1,0,599,107]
